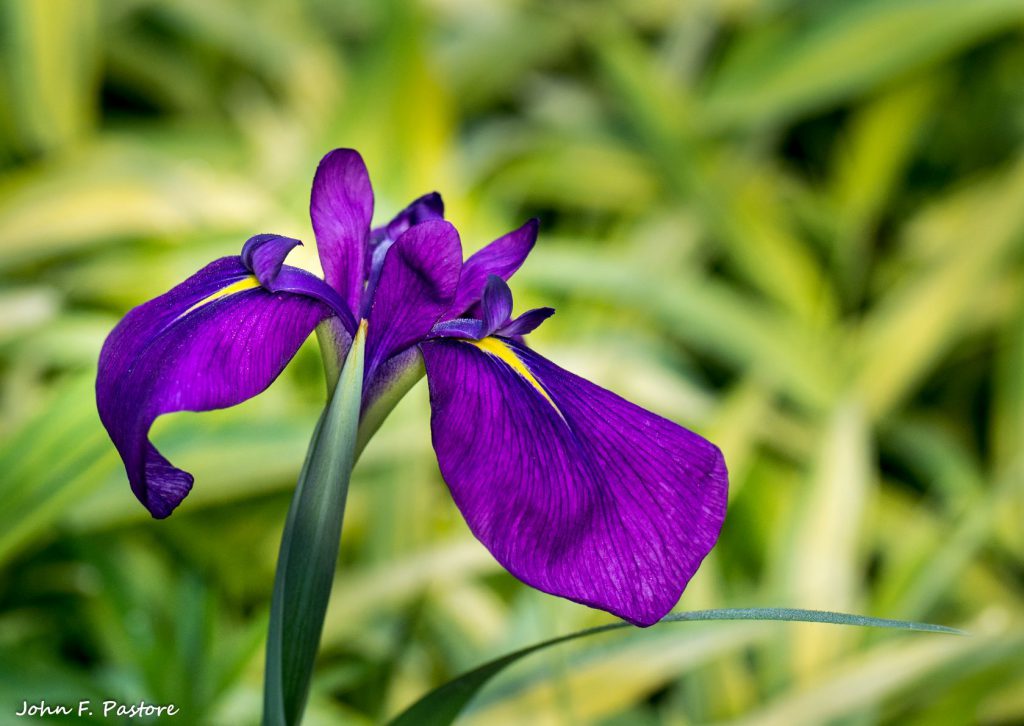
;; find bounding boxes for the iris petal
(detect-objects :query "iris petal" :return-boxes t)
[448,219,537,316]
[97,258,332,518]
[311,149,374,316]
[498,307,555,337]
[383,191,444,242]
[364,220,462,379]
[481,275,513,334]
[364,193,447,315]
[421,337,728,626]
[264,267,356,334]
[241,234,302,286]
[430,317,488,340]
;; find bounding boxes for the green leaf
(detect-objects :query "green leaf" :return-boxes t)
[263,322,366,726]
[703,0,1024,129]
[387,608,963,726]
[0,0,100,157]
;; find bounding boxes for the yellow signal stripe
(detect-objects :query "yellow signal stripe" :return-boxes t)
[467,336,558,410]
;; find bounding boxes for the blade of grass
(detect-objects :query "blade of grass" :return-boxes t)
[388,608,963,726]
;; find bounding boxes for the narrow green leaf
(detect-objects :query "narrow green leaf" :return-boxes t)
[263,322,366,726]
[703,0,1024,129]
[388,608,963,726]
[0,0,100,156]
[855,157,1024,417]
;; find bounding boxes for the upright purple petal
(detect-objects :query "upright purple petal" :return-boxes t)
[481,275,513,334]
[364,220,462,379]
[363,193,447,316]
[311,149,374,315]
[448,219,538,316]
[421,337,728,626]
[97,259,332,518]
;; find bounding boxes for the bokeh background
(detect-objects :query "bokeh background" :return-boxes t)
[2,0,1024,723]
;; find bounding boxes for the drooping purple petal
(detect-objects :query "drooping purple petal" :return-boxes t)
[497,307,555,337]
[421,337,728,626]
[97,258,332,518]
[481,275,513,334]
[364,220,462,379]
[241,234,302,286]
[239,233,356,333]
[310,149,373,315]
[448,219,538,316]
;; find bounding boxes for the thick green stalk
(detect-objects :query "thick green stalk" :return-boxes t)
[263,321,366,726]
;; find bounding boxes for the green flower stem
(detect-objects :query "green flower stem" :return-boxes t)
[263,321,366,726]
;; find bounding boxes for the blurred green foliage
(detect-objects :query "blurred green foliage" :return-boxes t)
[1,0,1023,723]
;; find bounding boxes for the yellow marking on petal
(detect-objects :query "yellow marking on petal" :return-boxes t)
[180,275,261,318]
[468,336,558,410]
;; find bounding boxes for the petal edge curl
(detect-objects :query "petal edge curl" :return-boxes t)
[97,258,332,517]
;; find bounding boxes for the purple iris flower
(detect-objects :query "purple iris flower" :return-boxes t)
[96,149,728,626]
